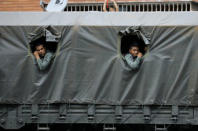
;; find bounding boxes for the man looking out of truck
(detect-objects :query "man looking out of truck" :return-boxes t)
[33,43,53,70]
[103,0,119,12]
[125,44,143,70]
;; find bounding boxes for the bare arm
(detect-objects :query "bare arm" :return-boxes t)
[34,51,40,60]
[111,0,119,12]
[103,0,107,12]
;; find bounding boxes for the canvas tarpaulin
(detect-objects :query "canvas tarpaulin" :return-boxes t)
[0,12,198,105]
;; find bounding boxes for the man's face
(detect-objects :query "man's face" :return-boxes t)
[129,46,139,57]
[36,45,46,57]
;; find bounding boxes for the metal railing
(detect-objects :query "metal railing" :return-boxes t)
[65,2,192,12]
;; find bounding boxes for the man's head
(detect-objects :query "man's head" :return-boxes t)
[35,44,46,57]
[129,44,140,57]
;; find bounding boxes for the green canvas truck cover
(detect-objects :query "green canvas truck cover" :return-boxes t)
[0,12,198,105]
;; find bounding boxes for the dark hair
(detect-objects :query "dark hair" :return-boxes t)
[129,41,140,49]
[34,43,45,50]
[29,36,46,52]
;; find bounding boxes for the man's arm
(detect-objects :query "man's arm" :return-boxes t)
[111,0,119,12]
[34,51,40,60]
[103,0,107,12]
[125,54,142,70]
[36,52,53,70]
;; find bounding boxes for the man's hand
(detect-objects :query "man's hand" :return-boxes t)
[34,51,40,60]
[137,52,143,58]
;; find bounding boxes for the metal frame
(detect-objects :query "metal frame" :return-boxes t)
[65,1,193,12]
[0,104,197,129]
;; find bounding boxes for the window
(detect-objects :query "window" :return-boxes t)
[29,30,59,54]
[119,34,148,70]
[29,32,58,71]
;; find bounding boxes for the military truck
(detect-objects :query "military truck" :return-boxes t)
[0,12,198,130]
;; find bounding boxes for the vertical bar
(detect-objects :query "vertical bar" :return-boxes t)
[88,104,95,120]
[138,3,140,12]
[188,3,191,11]
[190,3,192,11]
[96,5,98,11]
[160,4,162,11]
[161,4,162,12]
[115,106,122,120]
[31,104,38,120]
[142,3,144,12]
[172,106,178,116]
[18,105,23,118]
[158,4,160,11]
[173,3,175,11]
[144,106,151,121]
[59,104,67,120]
[177,3,179,11]
[32,104,38,116]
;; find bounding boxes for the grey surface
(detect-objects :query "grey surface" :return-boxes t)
[0,12,198,105]
[0,12,198,26]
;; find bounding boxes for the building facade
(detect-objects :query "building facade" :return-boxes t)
[0,0,197,11]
